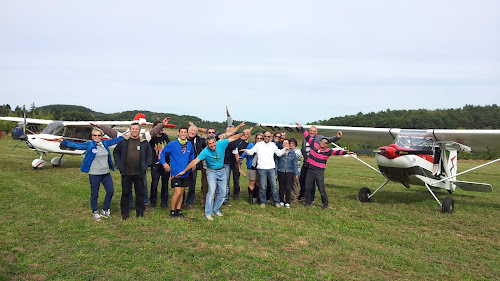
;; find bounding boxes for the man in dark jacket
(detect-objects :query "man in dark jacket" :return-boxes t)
[113,123,152,220]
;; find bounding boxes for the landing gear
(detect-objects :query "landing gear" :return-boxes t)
[425,183,455,214]
[358,187,371,202]
[441,197,454,214]
[51,155,66,166]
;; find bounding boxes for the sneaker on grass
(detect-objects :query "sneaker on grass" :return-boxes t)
[206,215,214,221]
[100,209,110,218]
[93,211,101,221]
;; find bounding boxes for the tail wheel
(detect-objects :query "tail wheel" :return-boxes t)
[441,197,454,214]
[358,187,371,203]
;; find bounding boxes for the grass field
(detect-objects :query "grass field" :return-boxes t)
[1,137,499,280]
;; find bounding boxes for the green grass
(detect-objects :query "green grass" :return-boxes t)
[1,137,499,280]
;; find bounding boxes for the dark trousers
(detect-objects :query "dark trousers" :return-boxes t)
[226,162,241,201]
[299,163,316,200]
[150,164,169,208]
[184,169,198,206]
[121,175,145,218]
[278,171,293,204]
[305,168,328,207]
[200,168,208,207]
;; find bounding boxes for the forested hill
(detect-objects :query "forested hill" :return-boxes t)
[314,105,500,129]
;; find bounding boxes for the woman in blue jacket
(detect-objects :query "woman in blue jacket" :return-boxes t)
[57,128,122,221]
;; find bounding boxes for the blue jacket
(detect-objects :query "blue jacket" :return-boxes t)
[159,139,195,178]
[61,137,122,173]
[240,142,256,169]
[276,149,299,176]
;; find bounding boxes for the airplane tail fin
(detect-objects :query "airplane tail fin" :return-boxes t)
[447,150,458,181]
[452,180,493,192]
[133,113,146,121]
[132,113,153,126]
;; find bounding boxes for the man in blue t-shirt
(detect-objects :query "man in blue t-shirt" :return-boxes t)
[177,129,250,220]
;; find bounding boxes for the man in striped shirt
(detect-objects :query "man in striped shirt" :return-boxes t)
[296,122,354,209]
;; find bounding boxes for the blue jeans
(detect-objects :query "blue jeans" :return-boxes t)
[205,167,227,217]
[88,173,114,212]
[129,176,148,207]
[257,168,279,205]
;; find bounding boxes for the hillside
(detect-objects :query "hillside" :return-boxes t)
[314,104,500,129]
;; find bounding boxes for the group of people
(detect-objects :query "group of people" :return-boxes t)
[60,107,352,221]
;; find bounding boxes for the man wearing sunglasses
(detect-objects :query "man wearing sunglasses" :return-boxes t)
[296,122,354,209]
[240,131,286,208]
[298,125,342,204]
[177,130,248,220]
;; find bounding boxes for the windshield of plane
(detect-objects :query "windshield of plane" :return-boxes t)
[394,130,433,150]
[62,127,92,141]
[41,122,65,136]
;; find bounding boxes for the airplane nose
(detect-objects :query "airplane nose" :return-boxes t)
[384,146,397,159]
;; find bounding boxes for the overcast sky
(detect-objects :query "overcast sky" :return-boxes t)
[1,0,499,123]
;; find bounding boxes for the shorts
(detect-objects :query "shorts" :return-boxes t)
[247,169,257,181]
[171,176,190,188]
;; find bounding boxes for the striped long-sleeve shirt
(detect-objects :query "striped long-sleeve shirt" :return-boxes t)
[301,127,347,171]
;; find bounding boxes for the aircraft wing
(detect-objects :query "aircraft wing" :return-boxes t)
[431,129,500,152]
[62,120,153,127]
[260,123,400,148]
[260,123,500,152]
[0,117,53,125]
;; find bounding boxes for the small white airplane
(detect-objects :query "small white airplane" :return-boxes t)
[260,123,500,213]
[0,113,168,169]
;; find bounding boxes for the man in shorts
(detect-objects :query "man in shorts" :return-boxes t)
[159,127,195,218]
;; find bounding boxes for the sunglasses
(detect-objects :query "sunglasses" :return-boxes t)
[92,134,102,137]
[256,137,263,140]
[264,135,271,138]
[274,136,281,138]
[208,132,216,134]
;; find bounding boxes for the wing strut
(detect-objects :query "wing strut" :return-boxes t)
[331,143,381,174]
[431,157,500,185]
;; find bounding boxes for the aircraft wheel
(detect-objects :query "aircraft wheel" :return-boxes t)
[441,197,454,214]
[358,187,371,203]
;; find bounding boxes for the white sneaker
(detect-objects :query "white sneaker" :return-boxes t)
[100,209,110,218]
[285,203,290,208]
[279,202,284,207]
[206,215,214,221]
[93,211,101,221]
[214,212,223,217]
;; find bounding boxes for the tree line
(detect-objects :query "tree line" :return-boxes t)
[314,104,500,129]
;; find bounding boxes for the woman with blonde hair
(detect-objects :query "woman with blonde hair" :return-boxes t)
[239,132,263,204]
[57,128,123,221]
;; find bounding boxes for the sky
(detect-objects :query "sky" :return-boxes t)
[0,0,499,124]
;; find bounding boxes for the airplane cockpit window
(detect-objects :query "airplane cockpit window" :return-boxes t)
[395,130,433,150]
[63,127,92,142]
[41,122,65,136]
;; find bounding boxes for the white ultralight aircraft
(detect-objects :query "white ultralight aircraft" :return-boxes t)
[260,123,500,213]
[0,113,164,169]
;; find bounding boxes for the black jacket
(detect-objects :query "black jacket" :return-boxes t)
[113,136,152,176]
[189,135,206,170]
